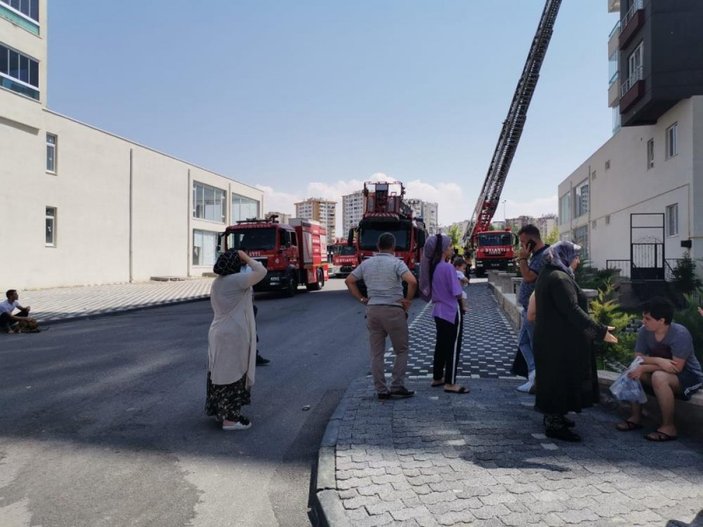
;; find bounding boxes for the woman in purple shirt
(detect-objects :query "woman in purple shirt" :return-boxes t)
[420,234,469,394]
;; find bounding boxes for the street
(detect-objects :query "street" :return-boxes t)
[0,279,424,527]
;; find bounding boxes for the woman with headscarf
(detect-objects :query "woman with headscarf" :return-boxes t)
[206,250,267,431]
[420,233,469,394]
[532,241,617,441]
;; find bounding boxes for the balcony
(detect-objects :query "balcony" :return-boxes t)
[619,0,644,48]
[608,72,620,107]
[620,65,645,112]
[608,20,621,57]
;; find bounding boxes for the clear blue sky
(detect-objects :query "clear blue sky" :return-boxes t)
[48,1,616,228]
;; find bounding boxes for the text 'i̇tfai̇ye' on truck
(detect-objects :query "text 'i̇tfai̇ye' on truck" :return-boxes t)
[347,181,427,296]
[463,0,561,277]
[218,215,329,296]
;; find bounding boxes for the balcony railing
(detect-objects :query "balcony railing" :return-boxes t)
[609,19,621,39]
[621,65,643,97]
[622,0,643,26]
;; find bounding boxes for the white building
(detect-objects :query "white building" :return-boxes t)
[406,199,439,234]
[295,198,336,240]
[557,1,703,276]
[0,1,263,289]
[342,190,364,237]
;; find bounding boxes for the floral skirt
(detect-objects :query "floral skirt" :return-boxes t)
[205,372,251,422]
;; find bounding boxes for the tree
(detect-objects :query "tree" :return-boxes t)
[543,225,560,245]
[446,224,464,255]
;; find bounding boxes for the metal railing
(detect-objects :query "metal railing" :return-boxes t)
[606,259,631,278]
[608,19,621,39]
[621,65,643,96]
[622,0,643,26]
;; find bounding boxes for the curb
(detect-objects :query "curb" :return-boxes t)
[36,295,210,326]
[310,381,357,527]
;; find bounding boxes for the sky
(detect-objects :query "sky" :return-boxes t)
[48,1,617,233]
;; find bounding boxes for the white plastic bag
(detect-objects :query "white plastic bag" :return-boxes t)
[609,357,647,404]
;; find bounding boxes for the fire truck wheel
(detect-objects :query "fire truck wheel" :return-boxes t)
[306,268,324,291]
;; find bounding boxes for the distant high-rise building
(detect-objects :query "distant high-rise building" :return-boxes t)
[505,214,558,237]
[406,199,439,234]
[342,191,364,237]
[295,198,337,240]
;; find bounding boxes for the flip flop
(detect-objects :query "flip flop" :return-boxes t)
[615,420,643,432]
[645,430,677,442]
[444,386,470,394]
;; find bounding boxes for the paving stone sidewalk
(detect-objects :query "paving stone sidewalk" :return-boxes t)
[321,283,703,527]
[16,278,214,323]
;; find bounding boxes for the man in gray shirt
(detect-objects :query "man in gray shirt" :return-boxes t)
[346,233,417,399]
[616,297,703,441]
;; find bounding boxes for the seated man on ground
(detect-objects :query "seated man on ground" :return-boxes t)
[0,289,39,333]
[616,297,703,441]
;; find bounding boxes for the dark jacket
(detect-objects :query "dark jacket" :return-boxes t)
[533,264,607,415]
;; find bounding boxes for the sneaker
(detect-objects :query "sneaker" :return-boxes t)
[256,354,270,366]
[390,387,415,398]
[222,417,252,431]
[377,392,392,400]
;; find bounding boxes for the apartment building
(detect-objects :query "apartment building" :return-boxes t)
[558,0,703,276]
[0,1,263,288]
[342,191,364,237]
[294,198,336,240]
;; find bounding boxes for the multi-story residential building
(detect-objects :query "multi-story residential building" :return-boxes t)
[406,199,439,234]
[0,1,263,288]
[558,0,703,275]
[295,198,336,240]
[507,215,558,237]
[342,191,364,238]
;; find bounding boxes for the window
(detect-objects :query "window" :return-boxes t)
[559,192,571,225]
[666,123,678,159]
[666,204,679,236]
[605,160,610,170]
[0,43,39,99]
[192,230,218,266]
[605,214,611,225]
[573,225,589,261]
[232,194,260,222]
[192,182,226,222]
[646,138,654,169]
[1,0,39,21]
[574,180,589,218]
[45,207,56,246]
[624,41,643,93]
[46,133,56,173]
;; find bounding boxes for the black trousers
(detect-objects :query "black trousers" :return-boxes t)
[0,309,28,332]
[433,309,463,385]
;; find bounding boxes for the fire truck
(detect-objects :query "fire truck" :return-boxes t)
[328,238,357,277]
[463,0,561,277]
[218,216,328,296]
[348,181,427,292]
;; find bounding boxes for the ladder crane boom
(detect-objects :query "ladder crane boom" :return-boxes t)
[464,0,562,246]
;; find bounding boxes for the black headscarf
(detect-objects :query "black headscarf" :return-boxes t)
[213,250,242,276]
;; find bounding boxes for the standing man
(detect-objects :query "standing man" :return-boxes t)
[345,232,417,399]
[514,224,549,393]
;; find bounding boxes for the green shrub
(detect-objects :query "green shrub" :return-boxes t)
[671,252,703,295]
[576,263,620,291]
[589,280,637,371]
[673,294,703,365]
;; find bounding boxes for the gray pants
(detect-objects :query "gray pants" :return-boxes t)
[366,305,409,393]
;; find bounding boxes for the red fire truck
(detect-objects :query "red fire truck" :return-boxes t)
[348,181,427,292]
[218,216,328,296]
[473,229,516,277]
[328,239,357,277]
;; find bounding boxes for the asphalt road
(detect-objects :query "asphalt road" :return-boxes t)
[0,278,426,527]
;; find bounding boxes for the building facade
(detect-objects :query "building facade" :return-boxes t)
[558,0,703,273]
[342,190,364,238]
[265,211,292,224]
[0,1,263,289]
[294,198,336,240]
[406,198,439,234]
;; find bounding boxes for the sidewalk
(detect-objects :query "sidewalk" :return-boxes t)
[315,283,703,527]
[18,278,213,323]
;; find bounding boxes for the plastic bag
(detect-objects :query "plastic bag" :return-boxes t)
[609,357,647,404]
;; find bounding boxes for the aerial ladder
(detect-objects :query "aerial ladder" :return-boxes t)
[463,0,562,258]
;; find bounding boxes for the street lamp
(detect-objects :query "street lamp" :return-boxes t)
[502,200,507,224]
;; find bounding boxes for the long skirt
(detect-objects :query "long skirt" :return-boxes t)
[205,372,251,421]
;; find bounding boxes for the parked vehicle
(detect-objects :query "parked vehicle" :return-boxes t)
[473,230,517,277]
[328,239,357,277]
[348,181,426,294]
[218,216,328,296]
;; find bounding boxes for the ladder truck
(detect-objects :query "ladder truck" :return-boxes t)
[463,0,562,277]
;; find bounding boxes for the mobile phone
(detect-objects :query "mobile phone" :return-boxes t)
[526,240,536,252]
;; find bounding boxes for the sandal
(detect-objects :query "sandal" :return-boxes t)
[431,379,445,387]
[444,386,470,394]
[645,430,677,442]
[615,419,643,431]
